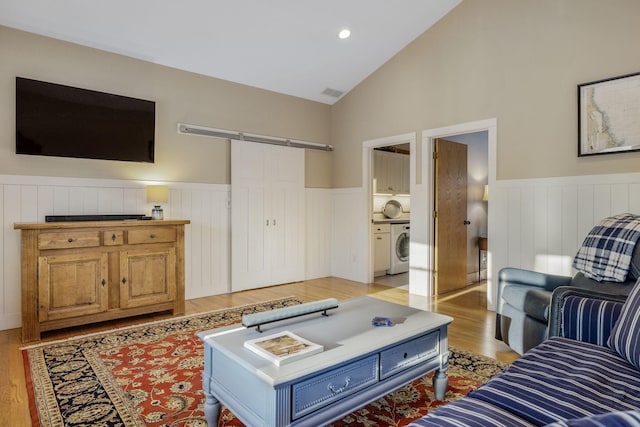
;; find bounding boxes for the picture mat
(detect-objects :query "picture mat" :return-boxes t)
[244,330,323,366]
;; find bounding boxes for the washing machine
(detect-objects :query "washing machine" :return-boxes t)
[388,222,409,274]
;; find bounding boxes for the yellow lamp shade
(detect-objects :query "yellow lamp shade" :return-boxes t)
[146,185,168,204]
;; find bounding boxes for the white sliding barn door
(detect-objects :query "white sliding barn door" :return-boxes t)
[231,140,304,291]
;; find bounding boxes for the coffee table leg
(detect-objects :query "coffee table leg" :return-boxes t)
[203,392,221,427]
[433,369,448,400]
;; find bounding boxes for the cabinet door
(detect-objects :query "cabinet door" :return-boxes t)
[386,153,404,193]
[374,151,410,195]
[373,150,391,194]
[374,232,391,272]
[401,154,411,194]
[119,247,176,308]
[38,252,108,321]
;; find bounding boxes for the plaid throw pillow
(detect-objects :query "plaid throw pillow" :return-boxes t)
[573,213,640,282]
[608,278,640,370]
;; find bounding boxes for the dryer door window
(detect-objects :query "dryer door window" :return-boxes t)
[396,232,409,262]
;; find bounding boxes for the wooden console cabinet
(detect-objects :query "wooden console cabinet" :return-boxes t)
[14,219,190,342]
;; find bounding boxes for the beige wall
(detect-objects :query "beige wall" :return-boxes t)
[331,0,640,188]
[0,26,332,186]
[5,0,640,190]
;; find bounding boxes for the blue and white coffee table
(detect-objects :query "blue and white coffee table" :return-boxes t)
[198,296,452,427]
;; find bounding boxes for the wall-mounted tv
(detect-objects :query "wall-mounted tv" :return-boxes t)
[16,77,155,163]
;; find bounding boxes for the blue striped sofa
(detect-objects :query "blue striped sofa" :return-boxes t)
[410,285,640,427]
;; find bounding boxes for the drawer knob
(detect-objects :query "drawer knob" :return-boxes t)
[67,238,74,243]
[327,376,351,394]
[101,279,106,286]
[403,352,408,359]
[122,277,127,284]
[111,233,117,241]
[150,234,156,238]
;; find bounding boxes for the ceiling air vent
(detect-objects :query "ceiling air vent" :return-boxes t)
[321,88,344,98]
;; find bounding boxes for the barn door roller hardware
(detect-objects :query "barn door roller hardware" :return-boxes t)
[178,123,333,152]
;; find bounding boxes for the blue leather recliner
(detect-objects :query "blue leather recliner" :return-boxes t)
[495,246,640,355]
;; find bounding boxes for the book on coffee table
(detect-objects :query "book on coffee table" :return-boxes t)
[244,330,323,366]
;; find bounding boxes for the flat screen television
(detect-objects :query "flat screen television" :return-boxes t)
[16,77,155,163]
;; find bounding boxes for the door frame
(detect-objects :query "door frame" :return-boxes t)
[420,118,497,308]
[362,132,417,285]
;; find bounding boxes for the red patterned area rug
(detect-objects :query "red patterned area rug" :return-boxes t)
[22,298,507,427]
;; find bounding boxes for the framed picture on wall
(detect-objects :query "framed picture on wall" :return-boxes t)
[578,71,640,156]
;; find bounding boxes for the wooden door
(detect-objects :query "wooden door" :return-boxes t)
[38,252,108,321]
[434,139,468,295]
[119,247,176,308]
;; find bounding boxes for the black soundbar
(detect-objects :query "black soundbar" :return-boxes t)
[45,214,150,222]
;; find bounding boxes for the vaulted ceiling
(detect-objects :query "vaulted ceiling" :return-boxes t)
[0,0,461,104]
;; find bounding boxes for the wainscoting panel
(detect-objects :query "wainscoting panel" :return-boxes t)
[2,185,21,330]
[0,175,230,331]
[305,188,333,280]
[0,175,348,331]
[5,172,638,329]
[168,184,231,300]
[330,187,368,284]
[489,172,640,310]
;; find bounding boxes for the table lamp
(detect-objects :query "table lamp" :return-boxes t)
[147,185,168,219]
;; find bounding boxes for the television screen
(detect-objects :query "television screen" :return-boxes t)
[16,77,155,163]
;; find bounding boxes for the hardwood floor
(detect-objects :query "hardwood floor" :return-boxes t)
[1,277,519,425]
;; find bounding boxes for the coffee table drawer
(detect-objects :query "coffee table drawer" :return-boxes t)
[380,331,439,379]
[292,354,379,419]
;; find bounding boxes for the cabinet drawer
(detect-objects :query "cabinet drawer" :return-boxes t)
[292,354,378,419]
[373,223,390,233]
[380,331,439,379]
[38,231,100,250]
[128,228,176,244]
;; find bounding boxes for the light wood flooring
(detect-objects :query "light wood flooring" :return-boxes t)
[1,277,519,425]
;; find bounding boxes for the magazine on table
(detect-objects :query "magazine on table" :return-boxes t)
[244,330,323,366]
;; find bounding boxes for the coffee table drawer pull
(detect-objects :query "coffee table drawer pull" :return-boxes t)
[327,376,350,394]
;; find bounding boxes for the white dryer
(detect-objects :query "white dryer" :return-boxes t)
[388,222,409,274]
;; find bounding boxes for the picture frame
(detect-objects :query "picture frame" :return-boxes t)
[578,71,640,157]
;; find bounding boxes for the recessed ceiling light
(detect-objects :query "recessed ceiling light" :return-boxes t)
[338,29,351,39]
